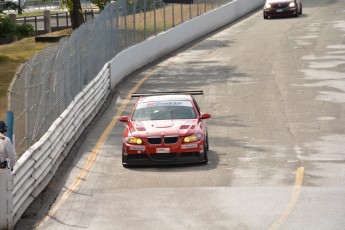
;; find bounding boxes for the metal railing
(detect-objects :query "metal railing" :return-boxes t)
[14,10,99,35]
[8,0,233,157]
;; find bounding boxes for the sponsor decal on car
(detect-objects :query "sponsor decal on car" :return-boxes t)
[136,101,193,109]
[181,143,198,149]
[130,146,146,151]
[148,101,183,106]
[156,148,170,153]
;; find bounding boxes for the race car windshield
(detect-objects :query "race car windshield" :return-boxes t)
[132,101,196,121]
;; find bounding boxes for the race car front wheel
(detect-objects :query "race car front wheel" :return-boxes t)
[202,135,209,164]
[122,149,128,167]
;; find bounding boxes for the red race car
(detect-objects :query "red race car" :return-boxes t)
[119,91,211,166]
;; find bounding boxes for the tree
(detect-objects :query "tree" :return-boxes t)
[61,0,85,29]
[0,0,23,14]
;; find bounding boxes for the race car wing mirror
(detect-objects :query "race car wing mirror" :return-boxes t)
[200,113,211,119]
[119,116,129,122]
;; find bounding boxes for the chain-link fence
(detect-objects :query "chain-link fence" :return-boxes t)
[8,0,233,156]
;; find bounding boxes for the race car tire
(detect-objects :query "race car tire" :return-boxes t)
[294,10,298,17]
[122,149,128,167]
[202,135,209,164]
[205,132,209,151]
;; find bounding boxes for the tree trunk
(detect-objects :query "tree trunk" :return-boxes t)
[70,0,85,29]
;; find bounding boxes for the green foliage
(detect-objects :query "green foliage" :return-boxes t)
[15,23,34,37]
[61,0,84,29]
[90,0,110,11]
[0,14,34,39]
[61,0,74,12]
[0,15,16,39]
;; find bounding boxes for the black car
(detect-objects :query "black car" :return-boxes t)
[263,0,302,19]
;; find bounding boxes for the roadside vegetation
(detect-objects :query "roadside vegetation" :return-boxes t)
[0,14,34,39]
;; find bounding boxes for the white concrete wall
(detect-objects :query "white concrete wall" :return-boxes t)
[110,0,265,89]
[10,65,110,226]
[0,169,13,230]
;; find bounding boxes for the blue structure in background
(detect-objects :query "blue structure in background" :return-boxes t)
[6,111,14,143]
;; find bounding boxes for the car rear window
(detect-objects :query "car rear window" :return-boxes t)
[132,101,196,121]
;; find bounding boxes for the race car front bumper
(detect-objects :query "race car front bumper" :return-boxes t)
[122,151,206,166]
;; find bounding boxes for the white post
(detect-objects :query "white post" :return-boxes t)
[0,169,14,230]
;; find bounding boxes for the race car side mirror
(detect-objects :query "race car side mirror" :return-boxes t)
[200,113,211,119]
[119,116,129,122]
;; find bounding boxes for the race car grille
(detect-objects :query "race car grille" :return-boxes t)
[164,136,178,144]
[147,136,179,144]
[147,137,161,144]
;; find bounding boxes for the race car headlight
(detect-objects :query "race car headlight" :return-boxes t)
[125,137,143,145]
[183,134,201,143]
[289,2,295,7]
[265,3,271,8]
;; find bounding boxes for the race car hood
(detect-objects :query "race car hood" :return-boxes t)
[127,119,199,137]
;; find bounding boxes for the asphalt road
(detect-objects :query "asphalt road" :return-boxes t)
[15,0,345,229]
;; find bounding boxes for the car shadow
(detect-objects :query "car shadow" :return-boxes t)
[265,13,308,20]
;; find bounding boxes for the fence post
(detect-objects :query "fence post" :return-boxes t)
[144,0,147,39]
[66,12,69,27]
[8,14,17,42]
[123,0,127,47]
[56,13,59,28]
[43,10,51,33]
[172,4,174,27]
[25,68,30,150]
[163,3,166,31]
[0,170,14,230]
[8,14,16,22]
[34,16,38,35]
[180,4,183,23]
[153,0,157,35]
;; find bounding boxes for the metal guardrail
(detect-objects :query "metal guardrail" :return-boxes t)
[15,10,99,34]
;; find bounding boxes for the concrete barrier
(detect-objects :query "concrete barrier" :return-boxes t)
[0,169,14,230]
